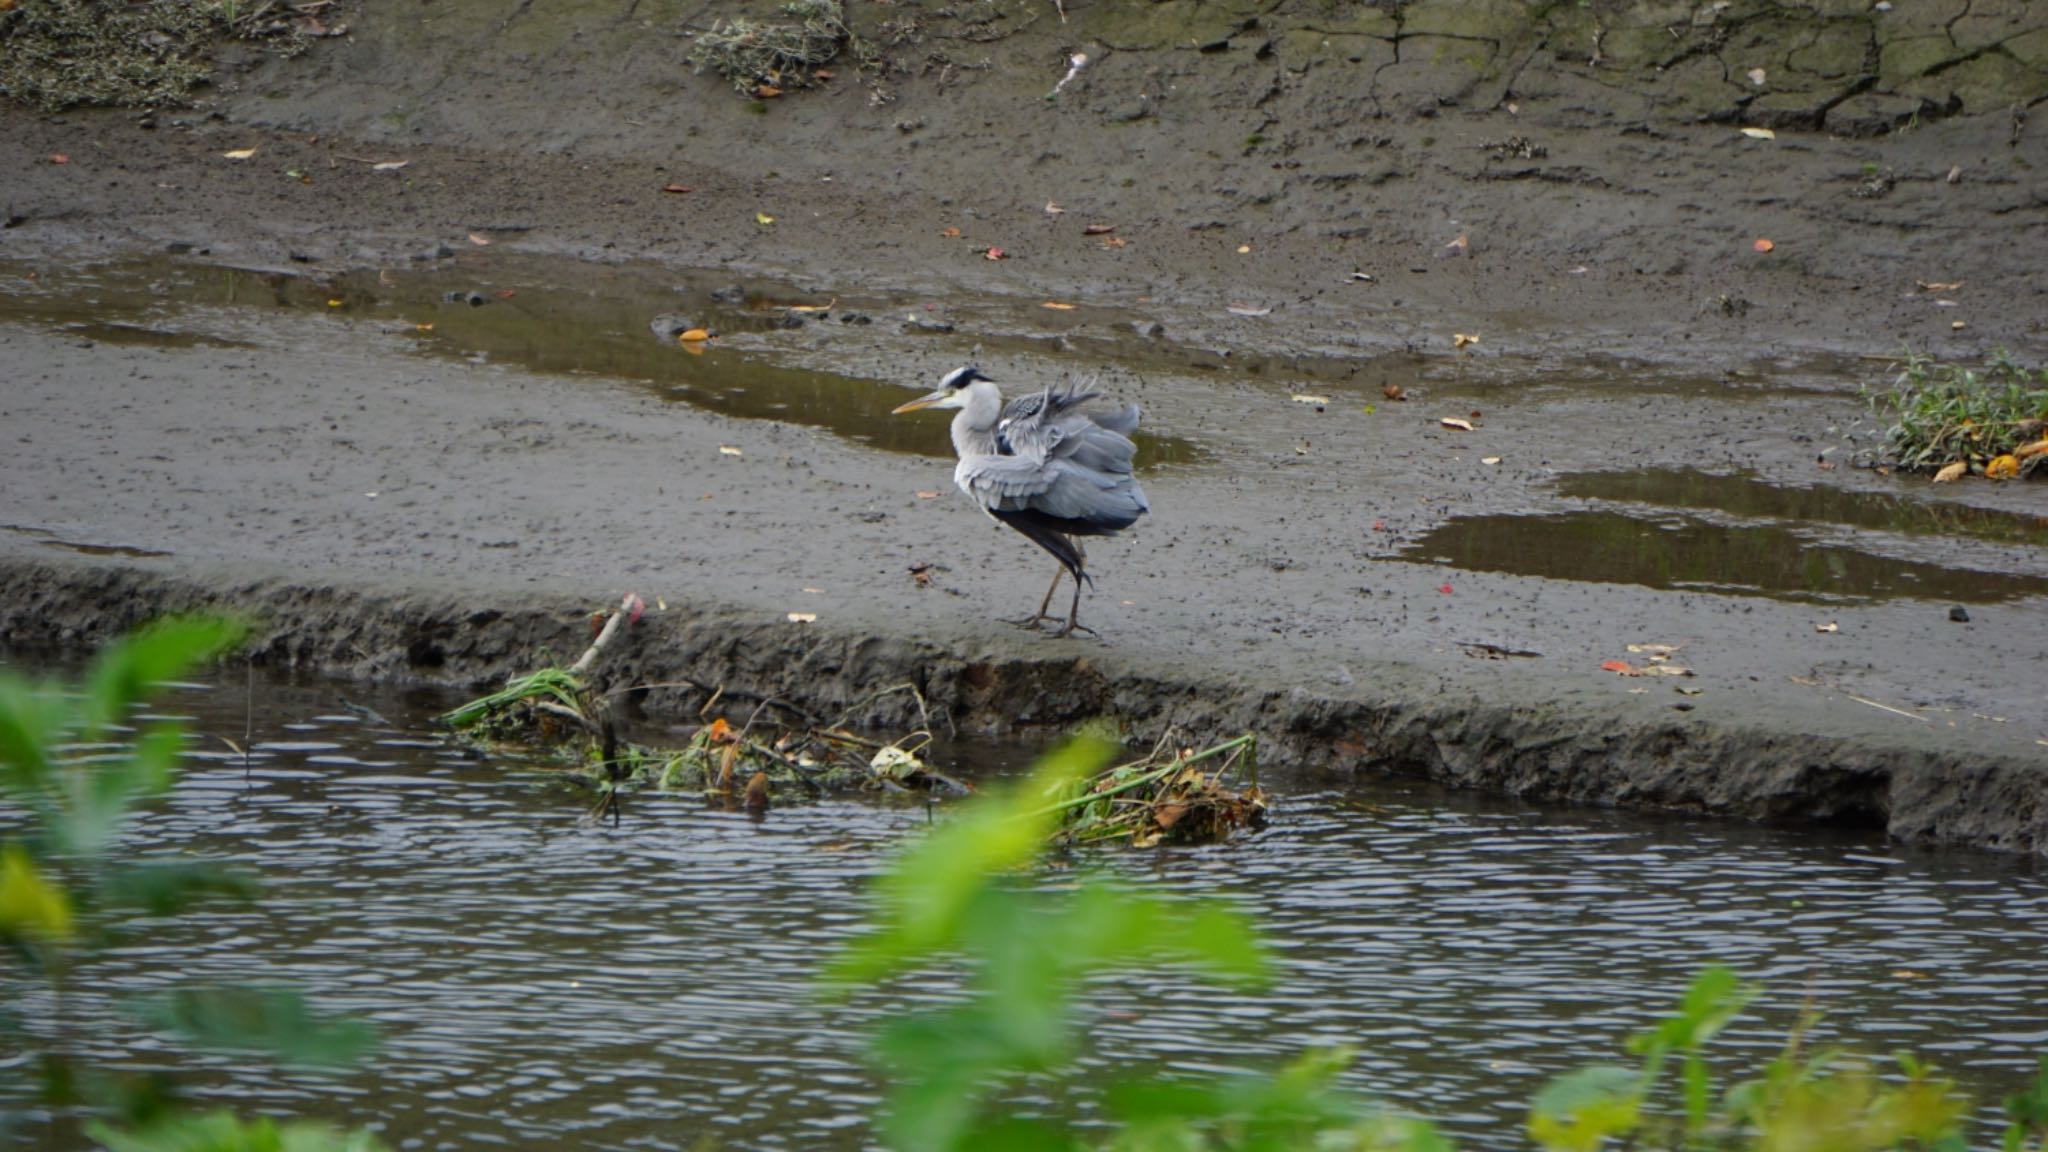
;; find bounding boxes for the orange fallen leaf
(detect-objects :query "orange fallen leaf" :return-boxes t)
[1453,333,1479,349]
[1985,454,2021,480]
[1601,660,1637,674]
[1442,233,1469,256]
[494,288,517,299]
[1100,236,1127,249]
[941,226,961,238]
[679,328,711,342]
[662,183,694,194]
[1236,243,1252,254]
[915,490,940,499]
[1439,416,1475,431]
[1383,384,1408,401]
[707,717,736,743]
[2014,439,2048,459]
[414,323,435,332]
[814,68,834,80]
[1042,301,1076,310]
[1932,460,1967,483]
[984,247,1007,260]
[1083,223,1115,235]
[755,84,783,98]
[50,153,69,165]
[1753,238,1774,253]
[467,232,491,245]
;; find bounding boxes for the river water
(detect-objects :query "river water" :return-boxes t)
[3,664,2045,1150]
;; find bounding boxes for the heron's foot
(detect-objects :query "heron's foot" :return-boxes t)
[1002,611,1064,631]
[1051,617,1100,640]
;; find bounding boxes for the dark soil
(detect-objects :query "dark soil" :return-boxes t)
[2,0,2045,854]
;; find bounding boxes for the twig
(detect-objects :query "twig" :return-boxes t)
[570,594,639,674]
[534,700,602,734]
[1843,693,1931,723]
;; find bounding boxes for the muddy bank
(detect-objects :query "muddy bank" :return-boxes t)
[3,1,2046,854]
[3,553,2042,855]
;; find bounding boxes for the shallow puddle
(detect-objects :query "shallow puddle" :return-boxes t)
[1399,467,2048,605]
[0,255,1203,467]
[1,661,2044,1150]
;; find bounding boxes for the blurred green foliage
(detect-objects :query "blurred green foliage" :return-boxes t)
[0,617,386,1151]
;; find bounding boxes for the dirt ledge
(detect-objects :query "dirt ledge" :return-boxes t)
[4,555,2040,856]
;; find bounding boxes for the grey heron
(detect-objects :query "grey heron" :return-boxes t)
[892,365,1149,638]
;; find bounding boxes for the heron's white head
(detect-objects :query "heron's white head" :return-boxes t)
[892,365,992,414]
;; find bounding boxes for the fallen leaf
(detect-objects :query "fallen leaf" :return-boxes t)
[1627,643,1681,655]
[662,183,694,194]
[814,68,834,80]
[1985,454,2021,480]
[679,328,711,342]
[326,298,343,308]
[984,247,1007,260]
[2014,439,2048,459]
[494,288,517,299]
[1601,660,1636,674]
[707,717,736,743]
[787,612,818,623]
[1439,416,1475,431]
[1917,280,1963,292]
[1438,583,1454,595]
[755,84,783,98]
[1227,302,1272,316]
[1815,621,1839,633]
[222,147,259,160]
[1100,236,1127,249]
[781,297,836,313]
[414,323,435,332]
[1045,201,1065,215]
[50,153,69,165]
[1083,223,1115,235]
[1453,333,1479,349]
[1348,270,1376,282]
[941,226,962,238]
[1753,238,1774,253]
[1372,520,1386,531]
[1041,301,1077,310]
[802,587,824,594]
[467,232,490,245]
[1442,233,1469,256]
[1291,393,1331,405]
[1481,456,1502,465]
[371,160,410,171]
[718,444,743,456]
[1746,67,1767,86]
[1382,383,1408,401]
[915,490,940,499]
[1236,244,1252,254]
[1740,126,1776,139]
[1893,970,1927,979]
[755,211,775,226]
[1951,320,1967,330]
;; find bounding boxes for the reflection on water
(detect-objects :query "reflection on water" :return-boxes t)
[1559,468,2048,549]
[2,666,2045,1150]
[1397,508,2048,604]
[0,256,1200,468]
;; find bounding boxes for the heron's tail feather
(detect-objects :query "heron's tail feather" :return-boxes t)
[991,509,1092,586]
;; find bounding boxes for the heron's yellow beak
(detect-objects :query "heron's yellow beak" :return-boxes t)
[892,389,952,414]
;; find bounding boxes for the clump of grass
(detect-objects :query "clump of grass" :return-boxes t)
[0,0,311,111]
[1865,350,2048,478]
[687,0,862,94]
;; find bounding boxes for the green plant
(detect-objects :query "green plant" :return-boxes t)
[1865,350,2048,476]
[822,735,1445,1152]
[0,617,385,1151]
[2007,1056,2048,1152]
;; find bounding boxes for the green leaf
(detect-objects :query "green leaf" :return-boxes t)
[140,987,375,1070]
[1630,964,1754,1058]
[82,616,247,737]
[0,672,64,802]
[54,726,188,857]
[88,1110,389,1152]
[0,842,74,945]
[100,860,259,917]
[1528,1065,1643,1152]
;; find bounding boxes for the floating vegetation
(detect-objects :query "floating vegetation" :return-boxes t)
[437,598,1266,847]
[1039,732,1266,848]
[1866,350,2048,480]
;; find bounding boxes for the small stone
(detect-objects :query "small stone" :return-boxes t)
[1949,606,1970,623]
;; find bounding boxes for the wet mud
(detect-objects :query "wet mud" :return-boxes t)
[3,1,2046,853]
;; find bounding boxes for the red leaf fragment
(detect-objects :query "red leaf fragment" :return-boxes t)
[662,183,694,194]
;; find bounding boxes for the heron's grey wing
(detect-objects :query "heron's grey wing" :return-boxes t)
[998,382,1106,457]
[957,449,1147,533]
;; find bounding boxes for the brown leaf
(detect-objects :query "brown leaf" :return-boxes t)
[755,84,784,98]
[1083,223,1115,235]
[915,490,940,499]
[1382,384,1408,401]
[1041,301,1076,310]
[662,183,694,194]
[1932,460,1968,483]
[1442,233,1469,256]
[467,232,491,246]
[1753,237,1774,253]
[744,771,771,809]
[814,68,834,79]
[493,288,517,299]
[50,153,69,165]
[221,147,259,160]
[1453,333,1480,349]
[1439,416,1475,432]
[1099,236,1127,249]
[984,247,1007,260]
[2014,439,2048,460]
[940,226,961,238]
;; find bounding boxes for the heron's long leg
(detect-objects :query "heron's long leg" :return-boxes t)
[1003,566,1067,629]
[1053,572,1098,639]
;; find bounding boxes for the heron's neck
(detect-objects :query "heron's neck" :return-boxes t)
[949,381,1002,457]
